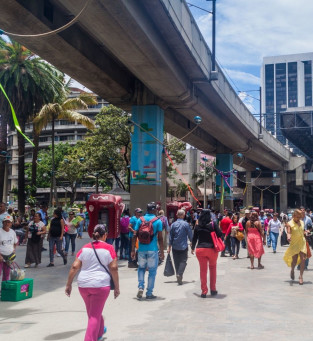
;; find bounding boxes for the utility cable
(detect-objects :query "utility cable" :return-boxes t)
[0,0,91,38]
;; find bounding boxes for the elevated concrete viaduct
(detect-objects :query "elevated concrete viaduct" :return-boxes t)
[0,0,305,210]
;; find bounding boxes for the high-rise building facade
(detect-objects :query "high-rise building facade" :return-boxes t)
[261,52,313,157]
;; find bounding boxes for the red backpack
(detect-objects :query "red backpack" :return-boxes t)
[138,216,159,244]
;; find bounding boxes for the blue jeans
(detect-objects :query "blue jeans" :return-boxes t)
[65,233,76,253]
[270,231,279,251]
[77,222,83,237]
[137,251,159,296]
[267,232,271,246]
[231,237,240,256]
[120,233,129,260]
[49,236,66,263]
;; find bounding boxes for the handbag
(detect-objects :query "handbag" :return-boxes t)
[10,262,25,281]
[236,231,245,241]
[91,242,115,290]
[164,253,175,277]
[306,241,312,259]
[211,231,225,252]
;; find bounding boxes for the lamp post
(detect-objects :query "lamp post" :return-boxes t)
[202,156,208,208]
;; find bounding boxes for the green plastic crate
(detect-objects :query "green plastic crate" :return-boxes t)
[1,278,33,302]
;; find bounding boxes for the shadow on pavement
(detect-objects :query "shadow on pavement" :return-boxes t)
[163,280,195,284]
[44,329,85,340]
[132,296,166,301]
[0,307,40,320]
[193,293,227,299]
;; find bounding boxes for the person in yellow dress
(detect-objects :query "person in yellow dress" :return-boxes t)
[283,209,308,285]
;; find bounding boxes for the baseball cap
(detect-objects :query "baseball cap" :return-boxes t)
[3,215,13,223]
[244,209,250,214]
[135,208,142,213]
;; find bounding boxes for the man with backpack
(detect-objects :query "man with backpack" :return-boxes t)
[131,202,164,300]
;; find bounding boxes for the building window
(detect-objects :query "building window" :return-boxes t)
[304,61,312,107]
[288,62,297,107]
[276,63,287,113]
[39,136,49,142]
[265,64,274,114]
[8,136,13,147]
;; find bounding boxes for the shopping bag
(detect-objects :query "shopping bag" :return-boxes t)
[10,262,25,281]
[280,230,289,246]
[306,241,312,259]
[163,254,175,277]
[211,231,225,252]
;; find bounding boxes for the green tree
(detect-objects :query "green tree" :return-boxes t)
[26,143,73,188]
[175,180,190,200]
[0,37,64,213]
[165,136,186,179]
[192,162,215,187]
[76,105,131,190]
[33,93,96,205]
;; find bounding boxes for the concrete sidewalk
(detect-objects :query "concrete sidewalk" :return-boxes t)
[1,234,312,341]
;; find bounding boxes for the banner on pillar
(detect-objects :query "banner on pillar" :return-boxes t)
[130,105,164,186]
[215,154,233,200]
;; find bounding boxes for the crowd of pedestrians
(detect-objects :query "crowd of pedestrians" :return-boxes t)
[1,200,313,341]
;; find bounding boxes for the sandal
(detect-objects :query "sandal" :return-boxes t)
[250,266,254,270]
[299,277,304,285]
[258,264,264,269]
[290,269,295,280]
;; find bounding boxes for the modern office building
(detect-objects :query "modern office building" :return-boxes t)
[6,88,108,202]
[261,52,313,157]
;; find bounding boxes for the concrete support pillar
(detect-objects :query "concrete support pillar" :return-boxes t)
[215,153,233,211]
[130,105,164,212]
[243,171,253,208]
[280,170,288,212]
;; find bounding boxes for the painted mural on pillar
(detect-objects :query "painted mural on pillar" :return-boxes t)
[215,154,233,200]
[130,105,164,186]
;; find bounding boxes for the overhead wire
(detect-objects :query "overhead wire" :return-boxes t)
[0,0,92,38]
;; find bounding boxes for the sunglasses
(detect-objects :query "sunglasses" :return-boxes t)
[69,213,74,216]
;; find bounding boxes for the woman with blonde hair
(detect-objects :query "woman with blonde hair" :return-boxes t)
[283,209,308,285]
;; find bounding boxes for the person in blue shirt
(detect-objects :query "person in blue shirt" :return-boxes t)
[37,202,48,226]
[131,202,164,300]
[128,207,142,268]
[168,209,193,285]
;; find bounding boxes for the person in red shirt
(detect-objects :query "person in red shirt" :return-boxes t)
[225,214,244,259]
[219,211,232,257]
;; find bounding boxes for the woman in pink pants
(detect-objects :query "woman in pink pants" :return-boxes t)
[66,225,120,341]
[191,209,222,298]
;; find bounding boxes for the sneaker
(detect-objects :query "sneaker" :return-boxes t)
[47,263,54,267]
[97,327,107,341]
[146,294,157,300]
[210,290,218,296]
[201,293,207,298]
[56,253,61,257]
[24,264,30,268]
[137,289,144,300]
[63,257,68,265]
[176,275,183,285]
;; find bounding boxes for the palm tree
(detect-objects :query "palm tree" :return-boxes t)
[0,37,64,213]
[33,93,96,206]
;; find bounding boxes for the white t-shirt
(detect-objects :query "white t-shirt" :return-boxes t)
[77,241,116,288]
[268,219,281,233]
[0,228,18,256]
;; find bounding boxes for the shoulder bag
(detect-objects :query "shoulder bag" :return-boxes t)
[209,223,225,252]
[91,242,115,290]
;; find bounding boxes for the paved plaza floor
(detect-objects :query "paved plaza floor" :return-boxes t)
[0,233,312,341]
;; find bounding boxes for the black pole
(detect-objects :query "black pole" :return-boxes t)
[212,0,216,72]
[259,86,262,135]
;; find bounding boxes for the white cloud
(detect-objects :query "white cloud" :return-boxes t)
[193,0,313,67]
[223,69,260,86]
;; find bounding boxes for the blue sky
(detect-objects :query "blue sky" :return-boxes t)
[187,0,313,116]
